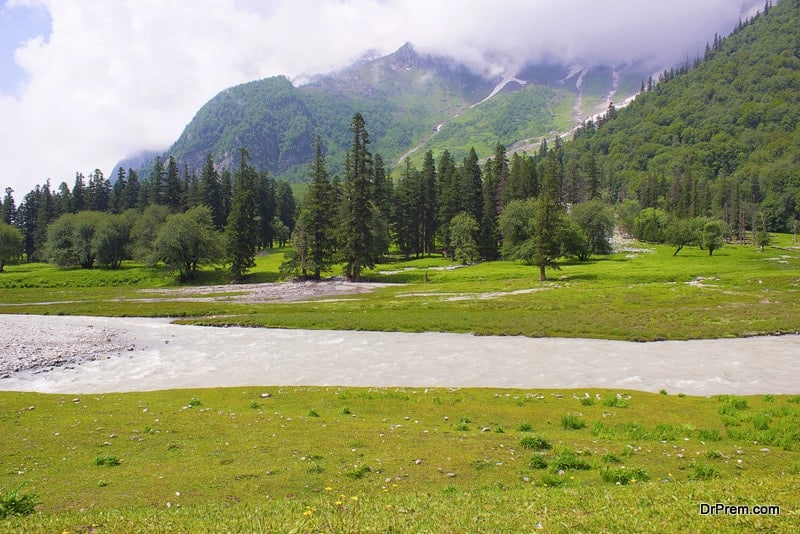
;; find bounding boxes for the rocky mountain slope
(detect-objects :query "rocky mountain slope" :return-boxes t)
[123,43,647,182]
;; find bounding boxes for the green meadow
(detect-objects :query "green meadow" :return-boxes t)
[1,236,798,341]
[1,387,799,532]
[1,237,799,531]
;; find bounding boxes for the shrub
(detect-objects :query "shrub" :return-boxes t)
[0,485,38,519]
[516,422,533,432]
[540,473,568,487]
[550,448,591,472]
[697,428,722,442]
[752,413,771,431]
[95,455,121,467]
[188,397,202,407]
[689,462,718,481]
[455,415,471,431]
[603,395,628,408]
[307,463,325,474]
[601,467,648,485]
[520,435,551,450]
[562,414,587,430]
[717,395,748,415]
[345,465,371,479]
[580,397,595,406]
[528,455,548,470]
[308,409,320,417]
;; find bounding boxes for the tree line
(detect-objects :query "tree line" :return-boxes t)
[0,148,296,280]
[0,105,774,281]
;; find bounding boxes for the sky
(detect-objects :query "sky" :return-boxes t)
[1,0,764,200]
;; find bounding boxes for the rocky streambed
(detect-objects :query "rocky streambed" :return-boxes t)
[0,316,137,378]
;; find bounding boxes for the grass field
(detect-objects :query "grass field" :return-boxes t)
[1,237,798,341]
[1,387,798,532]
[1,238,799,531]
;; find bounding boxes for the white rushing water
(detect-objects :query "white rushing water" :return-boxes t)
[1,315,798,395]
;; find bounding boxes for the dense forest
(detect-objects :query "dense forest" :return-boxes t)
[1,0,798,281]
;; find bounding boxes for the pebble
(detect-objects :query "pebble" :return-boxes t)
[0,322,136,378]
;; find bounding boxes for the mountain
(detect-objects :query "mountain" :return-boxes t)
[131,43,648,182]
[557,0,800,232]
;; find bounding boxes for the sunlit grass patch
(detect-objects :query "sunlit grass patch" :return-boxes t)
[1,387,798,532]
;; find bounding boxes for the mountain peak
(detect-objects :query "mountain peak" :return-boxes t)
[386,41,424,70]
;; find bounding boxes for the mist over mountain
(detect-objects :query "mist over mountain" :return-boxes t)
[123,42,648,182]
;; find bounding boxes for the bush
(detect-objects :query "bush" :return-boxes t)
[697,428,722,442]
[95,455,121,467]
[689,462,718,481]
[345,465,371,479]
[550,448,591,471]
[561,414,587,430]
[539,473,568,487]
[520,435,551,450]
[528,455,548,470]
[601,467,648,485]
[0,485,38,518]
[602,395,628,408]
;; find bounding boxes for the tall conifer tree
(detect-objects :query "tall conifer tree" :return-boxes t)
[226,149,259,280]
[339,113,380,280]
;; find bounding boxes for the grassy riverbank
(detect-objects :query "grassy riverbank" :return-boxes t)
[2,387,798,532]
[1,237,798,340]
[1,240,799,530]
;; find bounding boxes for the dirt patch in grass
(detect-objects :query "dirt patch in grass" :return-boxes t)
[135,279,395,303]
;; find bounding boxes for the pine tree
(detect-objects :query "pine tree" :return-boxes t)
[18,187,40,260]
[339,113,380,280]
[34,180,55,255]
[54,182,71,217]
[1,188,17,225]
[458,148,483,226]
[479,156,500,260]
[296,137,336,279]
[420,150,437,255]
[255,172,276,248]
[373,153,393,224]
[276,180,296,234]
[436,150,459,257]
[394,159,421,258]
[199,154,225,229]
[506,152,537,202]
[164,156,183,212]
[226,149,259,280]
[72,173,86,213]
[148,156,166,206]
[533,150,566,281]
[125,169,141,211]
[111,167,127,213]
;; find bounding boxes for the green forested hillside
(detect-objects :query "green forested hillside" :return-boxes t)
[163,43,635,183]
[562,0,800,233]
[166,44,497,182]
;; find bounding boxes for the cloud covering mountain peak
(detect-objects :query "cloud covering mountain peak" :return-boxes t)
[0,0,764,196]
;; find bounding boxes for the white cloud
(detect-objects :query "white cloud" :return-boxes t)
[0,0,763,198]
